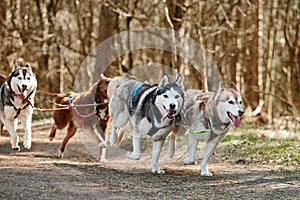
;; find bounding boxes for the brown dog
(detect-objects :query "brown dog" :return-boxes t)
[49,74,111,162]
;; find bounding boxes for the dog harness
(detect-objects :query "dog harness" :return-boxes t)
[2,83,36,119]
[129,82,181,137]
[131,82,143,103]
[129,82,154,115]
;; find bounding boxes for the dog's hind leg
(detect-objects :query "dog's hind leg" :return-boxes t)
[110,124,126,146]
[59,120,77,158]
[183,134,198,165]
[116,130,125,146]
[200,136,220,176]
[49,125,58,141]
[109,124,118,146]
[95,123,108,163]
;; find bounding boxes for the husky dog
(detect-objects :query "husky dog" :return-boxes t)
[169,82,244,176]
[0,60,37,151]
[49,74,111,162]
[108,75,184,173]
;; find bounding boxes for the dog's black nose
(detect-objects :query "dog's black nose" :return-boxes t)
[22,85,27,90]
[169,103,176,110]
[238,110,244,116]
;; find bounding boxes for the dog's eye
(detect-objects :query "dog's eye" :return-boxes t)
[228,100,234,105]
[239,101,242,105]
[27,77,30,80]
[175,95,180,99]
[163,95,168,98]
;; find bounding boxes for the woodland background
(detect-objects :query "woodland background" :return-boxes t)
[0,0,299,130]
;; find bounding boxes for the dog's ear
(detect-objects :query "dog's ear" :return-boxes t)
[219,82,224,89]
[100,73,111,82]
[215,82,224,99]
[100,73,107,79]
[158,74,169,88]
[229,82,238,91]
[12,60,21,71]
[175,74,184,91]
[25,63,33,71]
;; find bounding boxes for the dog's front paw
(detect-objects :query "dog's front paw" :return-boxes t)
[23,142,31,149]
[58,150,64,158]
[100,157,109,163]
[127,152,141,160]
[152,168,165,174]
[12,146,20,151]
[183,157,196,165]
[200,166,213,176]
[200,170,213,176]
[151,163,165,174]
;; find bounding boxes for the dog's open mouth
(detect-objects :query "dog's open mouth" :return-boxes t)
[161,109,175,122]
[16,85,27,100]
[227,112,241,128]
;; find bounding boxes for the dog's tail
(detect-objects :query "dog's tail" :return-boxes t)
[107,76,129,99]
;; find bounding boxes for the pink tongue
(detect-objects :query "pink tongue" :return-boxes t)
[16,93,25,100]
[232,115,241,128]
[161,110,170,122]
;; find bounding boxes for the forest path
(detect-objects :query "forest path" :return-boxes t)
[0,120,299,199]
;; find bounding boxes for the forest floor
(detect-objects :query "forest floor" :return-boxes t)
[0,119,299,200]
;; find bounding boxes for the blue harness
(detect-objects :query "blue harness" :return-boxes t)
[131,83,143,103]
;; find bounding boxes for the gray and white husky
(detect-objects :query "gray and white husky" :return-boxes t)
[108,75,184,173]
[169,82,244,176]
[0,60,37,151]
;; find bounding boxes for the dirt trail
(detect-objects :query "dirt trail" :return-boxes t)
[0,121,299,199]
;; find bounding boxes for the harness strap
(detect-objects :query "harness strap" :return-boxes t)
[23,87,35,102]
[205,102,231,135]
[13,103,30,118]
[131,83,142,103]
[73,107,96,118]
[3,91,31,119]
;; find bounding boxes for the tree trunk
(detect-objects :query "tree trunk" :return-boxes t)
[290,2,300,117]
[95,3,119,81]
[243,0,259,110]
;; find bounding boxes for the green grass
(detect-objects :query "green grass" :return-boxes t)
[220,129,300,168]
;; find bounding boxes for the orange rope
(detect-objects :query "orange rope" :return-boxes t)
[73,107,96,118]
[36,90,66,97]
[34,107,70,112]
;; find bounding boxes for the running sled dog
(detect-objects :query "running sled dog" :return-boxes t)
[169,82,244,176]
[108,75,184,173]
[0,60,37,151]
[49,74,111,162]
